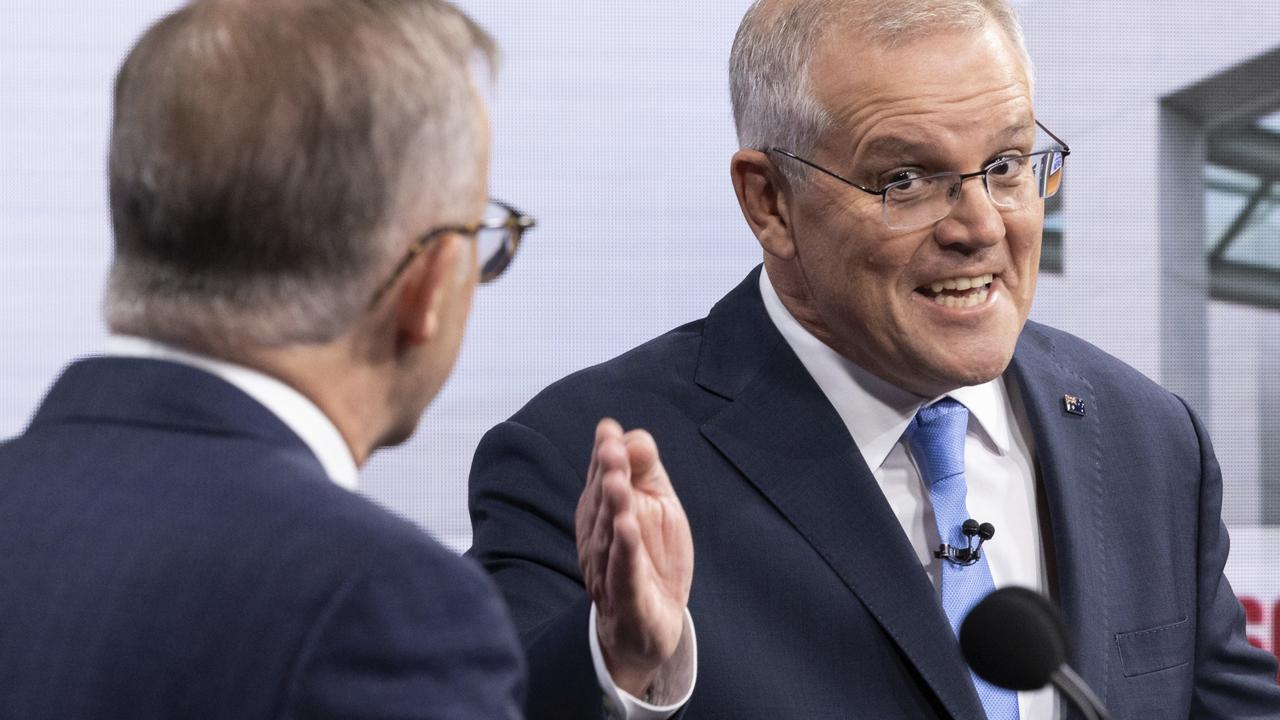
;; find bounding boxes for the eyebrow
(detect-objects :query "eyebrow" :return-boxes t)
[996,120,1037,143]
[856,136,935,165]
[855,120,1039,166]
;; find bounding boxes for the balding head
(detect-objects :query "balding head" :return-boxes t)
[729,0,1031,177]
[106,0,495,353]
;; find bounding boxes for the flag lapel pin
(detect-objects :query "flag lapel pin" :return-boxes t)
[1063,395,1086,416]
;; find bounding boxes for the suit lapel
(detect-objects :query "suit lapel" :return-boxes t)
[1008,323,1110,710]
[695,268,986,720]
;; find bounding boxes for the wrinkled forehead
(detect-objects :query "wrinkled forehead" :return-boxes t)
[810,22,1036,159]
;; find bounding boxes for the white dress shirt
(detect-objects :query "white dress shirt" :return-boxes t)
[759,268,1059,719]
[105,335,358,488]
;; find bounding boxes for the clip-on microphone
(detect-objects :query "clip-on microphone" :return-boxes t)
[934,519,995,566]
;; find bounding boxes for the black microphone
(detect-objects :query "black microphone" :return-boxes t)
[959,587,1112,720]
[935,519,995,566]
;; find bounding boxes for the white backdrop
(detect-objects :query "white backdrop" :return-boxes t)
[3,0,1279,659]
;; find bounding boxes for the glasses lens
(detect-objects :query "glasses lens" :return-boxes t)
[986,150,1067,210]
[474,226,512,282]
[884,175,955,230]
[1042,151,1065,198]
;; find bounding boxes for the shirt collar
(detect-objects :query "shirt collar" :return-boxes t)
[105,335,359,490]
[757,268,1012,472]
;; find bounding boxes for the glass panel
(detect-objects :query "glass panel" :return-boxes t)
[1040,190,1063,273]
[1258,110,1280,134]
[1223,193,1280,270]
[1205,164,1259,249]
[1043,191,1064,234]
[1207,163,1262,194]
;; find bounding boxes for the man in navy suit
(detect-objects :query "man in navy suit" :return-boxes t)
[0,1,532,718]
[468,0,1280,717]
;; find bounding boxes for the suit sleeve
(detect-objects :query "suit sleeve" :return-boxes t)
[468,419,615,720]
[280,547,526,720]
[1181,398,1280,717]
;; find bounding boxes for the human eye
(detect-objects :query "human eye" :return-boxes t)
[986,154,1027,183]
[882,169,934,200]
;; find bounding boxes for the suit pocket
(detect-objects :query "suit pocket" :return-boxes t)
[1115,617,1191,677]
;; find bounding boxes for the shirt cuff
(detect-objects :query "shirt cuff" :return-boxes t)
[588,602,697,720]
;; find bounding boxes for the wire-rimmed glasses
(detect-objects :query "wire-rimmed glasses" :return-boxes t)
[371,198,535,304]
[767,120,1071,231]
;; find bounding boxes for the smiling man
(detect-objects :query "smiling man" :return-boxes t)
[468,0,1280,718]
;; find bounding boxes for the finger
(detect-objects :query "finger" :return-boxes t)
[577,418,624,548]
[591,454,632,562]
[604,509,645,618]
[586,418,621,489]
[622,429,673,494]
[589,434,629,540]
[587,465,632,603]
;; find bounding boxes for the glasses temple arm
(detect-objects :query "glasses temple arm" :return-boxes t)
[1034,119,1071,155]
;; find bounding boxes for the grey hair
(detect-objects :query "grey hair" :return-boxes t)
[105,0,496,352]
[730,0,1033,180]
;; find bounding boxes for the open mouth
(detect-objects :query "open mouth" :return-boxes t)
[916,273,994,309]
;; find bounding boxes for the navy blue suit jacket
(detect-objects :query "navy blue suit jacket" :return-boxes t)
[469,267,1280,719]
[0,357,524,719]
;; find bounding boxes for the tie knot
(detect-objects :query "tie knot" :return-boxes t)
[905,398,969,487]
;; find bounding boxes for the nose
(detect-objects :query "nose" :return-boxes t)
[934,176,1004,250]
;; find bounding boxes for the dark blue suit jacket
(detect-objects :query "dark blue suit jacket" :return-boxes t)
[469,267,1280,719]
[0,357,524,719]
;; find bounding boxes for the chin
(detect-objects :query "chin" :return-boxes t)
[903,336,1017,395]
[936,347,1016,390]
[378,415,422,450]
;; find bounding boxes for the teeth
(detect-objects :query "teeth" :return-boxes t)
[932,286,990,308]
[927,273,992,295]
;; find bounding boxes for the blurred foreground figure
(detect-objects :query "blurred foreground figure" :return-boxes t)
[0,1,532,718]
[468,0,1280,718]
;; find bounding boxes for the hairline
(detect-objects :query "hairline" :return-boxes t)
[731,0,1037,179]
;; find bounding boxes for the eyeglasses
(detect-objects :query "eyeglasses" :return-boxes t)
[767,120,1071,231]
[371,198,535,304]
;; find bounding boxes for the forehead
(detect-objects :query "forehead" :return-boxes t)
[810,23,1035,158]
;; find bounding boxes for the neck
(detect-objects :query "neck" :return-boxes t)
[763,255,859,361]
[235,340,390,466]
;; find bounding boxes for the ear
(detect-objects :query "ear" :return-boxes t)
[730,149,797,260]
[395,234,465,346]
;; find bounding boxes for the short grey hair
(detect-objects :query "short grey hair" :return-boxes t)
[105,0,496,351]
[730,0,1032,179]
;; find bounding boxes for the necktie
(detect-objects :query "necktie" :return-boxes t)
[905,398,1019,720]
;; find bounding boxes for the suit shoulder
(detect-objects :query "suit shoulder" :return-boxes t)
[513,318,707,424]
[1019,321,1189,418]
[255,467,466,576]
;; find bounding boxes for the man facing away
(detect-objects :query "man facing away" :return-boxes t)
[0,1,533,717]
[468,0,1280,718]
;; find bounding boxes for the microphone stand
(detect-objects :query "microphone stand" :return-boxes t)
[1050,665,1111,720]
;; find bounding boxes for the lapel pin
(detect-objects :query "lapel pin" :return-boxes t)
[1063,395,1086,416]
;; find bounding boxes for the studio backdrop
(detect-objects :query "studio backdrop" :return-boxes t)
[2,0,1278,664]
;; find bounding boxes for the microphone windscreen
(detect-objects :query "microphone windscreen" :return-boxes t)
[959,586,1068,691]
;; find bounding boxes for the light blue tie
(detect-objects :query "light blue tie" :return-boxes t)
[906,398,1019,720]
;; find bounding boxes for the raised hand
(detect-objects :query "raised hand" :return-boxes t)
[575,418,694,697]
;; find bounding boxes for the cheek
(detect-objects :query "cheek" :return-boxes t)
[855,232,929,300]
[1007,219,1043,279]
[864,239,919,272]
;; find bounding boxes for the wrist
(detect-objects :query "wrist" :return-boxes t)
[600,643,661,698]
